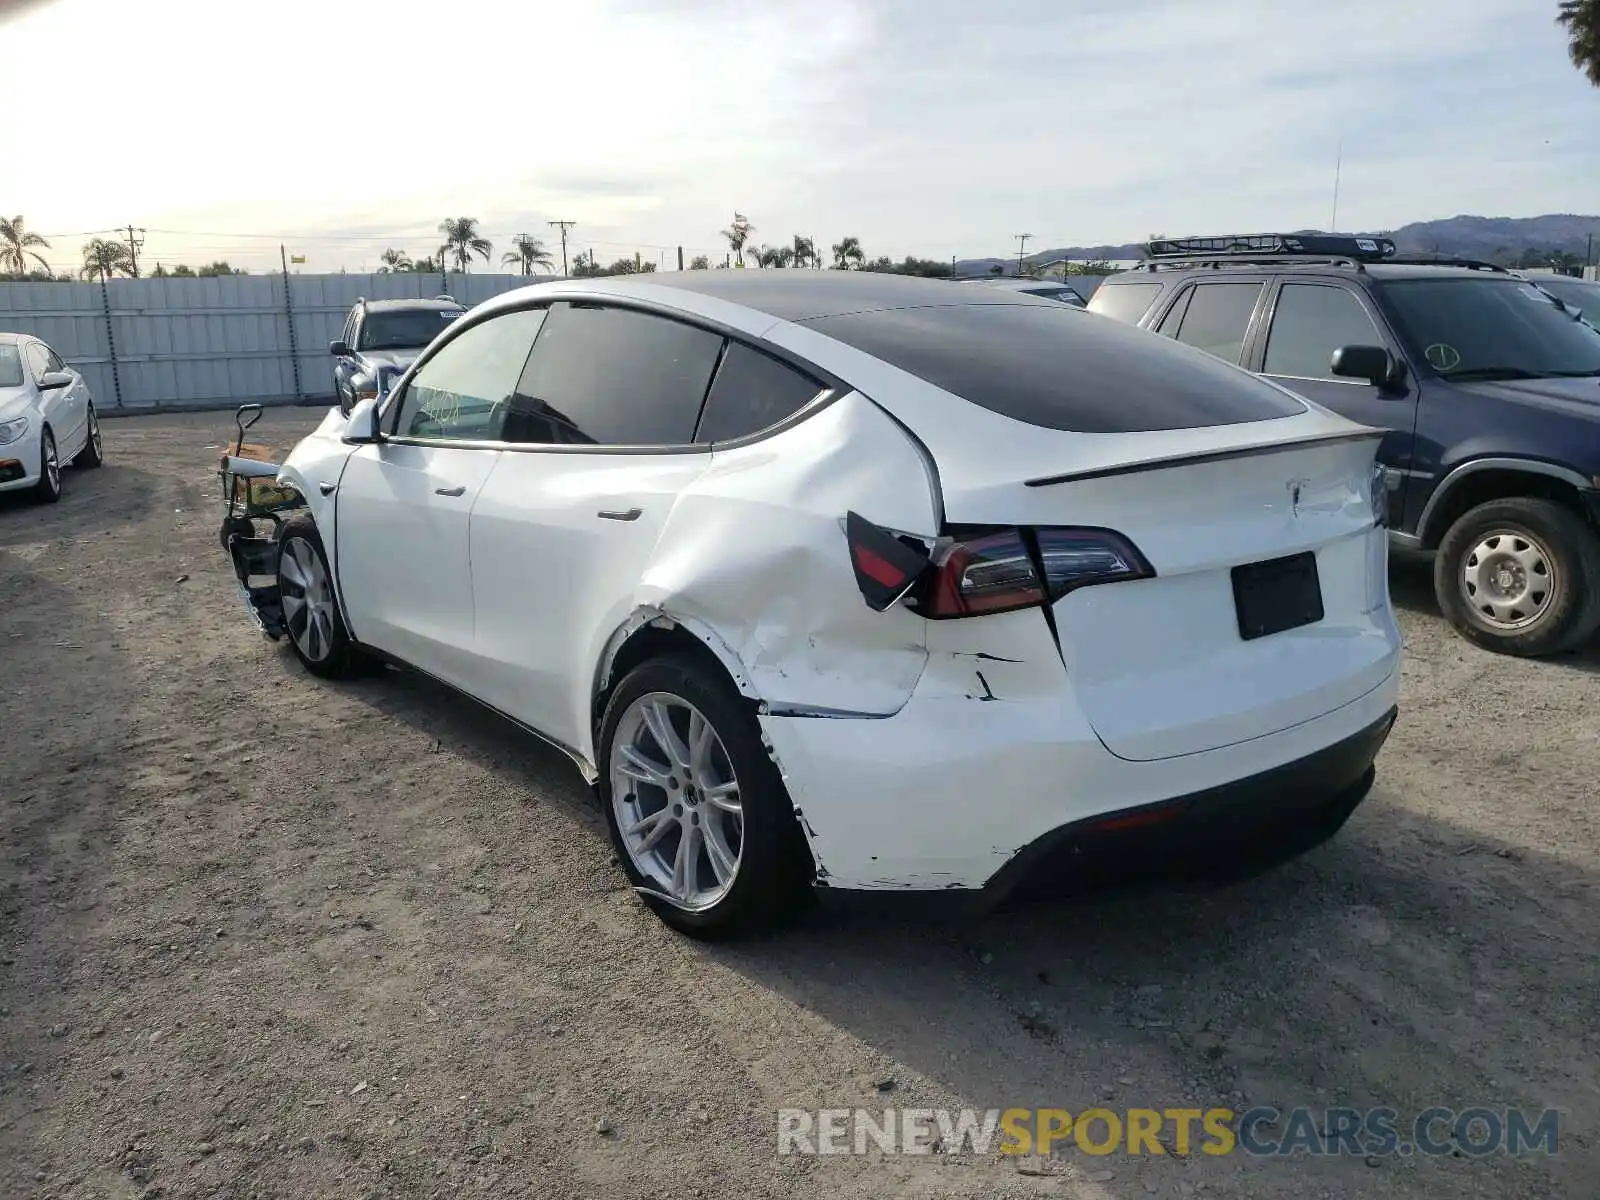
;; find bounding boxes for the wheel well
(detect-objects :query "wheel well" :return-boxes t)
[592,624,748,731]
[1421,469,1591,549]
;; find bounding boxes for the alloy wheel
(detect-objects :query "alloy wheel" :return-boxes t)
[609,693,744,909]
[279,536,337,662]
[42,433,59,495]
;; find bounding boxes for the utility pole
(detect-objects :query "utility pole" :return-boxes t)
[124,225,146,278]
[1330,137,1343,233]
[548,219,576,277]
[1014,233,1032,276]
[951,254,957,280]
[677,245,684,271]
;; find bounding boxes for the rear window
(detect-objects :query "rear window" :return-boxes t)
[1087,281,1163,325]
[800,302,1305,433]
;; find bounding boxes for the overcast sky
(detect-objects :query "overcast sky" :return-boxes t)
[4,0,1596,273]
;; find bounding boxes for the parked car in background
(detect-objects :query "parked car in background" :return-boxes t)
[223,272,1398,937]
[1527,273,1600,331]
[969,277,1088,306]
[0,332,103,503]
[1088,234,1600,657]
[329,296,466,415]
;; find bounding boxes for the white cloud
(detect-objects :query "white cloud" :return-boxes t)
[3,0,1594,272]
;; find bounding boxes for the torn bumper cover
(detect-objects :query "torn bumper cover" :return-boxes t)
[760,644,1399,902]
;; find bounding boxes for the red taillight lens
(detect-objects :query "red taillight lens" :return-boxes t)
[924,531,1047,618]
[917,526,1154,620]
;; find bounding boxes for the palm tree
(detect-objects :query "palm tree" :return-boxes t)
[721,214,753,266]
[437,217,492,273]
[0,215,51,276]
[792,235,816,269]
[831,236,865,270]
[501,233,555,276]
[1558,1,1600,84]
[378,248,412,273]
[79,238,133,282]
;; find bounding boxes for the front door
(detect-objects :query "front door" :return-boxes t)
[1255,280,1420,518]
[331,305,549,687]
[465,300,726,753]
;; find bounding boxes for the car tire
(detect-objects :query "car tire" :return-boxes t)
[1433,497,1600,657]
[73,404,104,468]
[32,428,61,504]
[276,516,360,678]
[597,655,812,939]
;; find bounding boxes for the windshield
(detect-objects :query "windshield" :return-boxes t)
[1023,286,1086,305]
[358,309,462,351]
[1381,278,1600,381]
[0,345,21,388]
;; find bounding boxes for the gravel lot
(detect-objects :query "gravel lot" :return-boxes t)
[2,409,1596,1200]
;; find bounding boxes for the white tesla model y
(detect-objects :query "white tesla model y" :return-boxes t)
[225,273,1401,936]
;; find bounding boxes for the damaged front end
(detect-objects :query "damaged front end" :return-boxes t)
[216,404,306,639]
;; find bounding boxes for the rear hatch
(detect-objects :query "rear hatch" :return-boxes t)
[775,297,1399,761]
[1012,430,1394,760]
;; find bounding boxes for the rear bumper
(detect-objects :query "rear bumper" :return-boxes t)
[983,706,1393,907]
[761,606,1400,894]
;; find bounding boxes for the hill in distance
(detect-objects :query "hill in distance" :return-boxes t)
[956,213,1600,275]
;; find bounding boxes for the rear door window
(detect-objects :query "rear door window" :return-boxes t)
[1087,281,1163,325]
[503,303,724,446]
[695,343,826,442]
[1170,282,1264,364]
[801,302,1304,433]
[1263,284,1384,380]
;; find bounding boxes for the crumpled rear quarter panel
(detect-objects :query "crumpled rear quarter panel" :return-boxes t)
[625,390,939,718]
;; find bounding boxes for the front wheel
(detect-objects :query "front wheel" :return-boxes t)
[32,429,61,503]
[1433,497,1600,656]
[73,404,104,468]
[597,656,811,938]
[276,517,359,677]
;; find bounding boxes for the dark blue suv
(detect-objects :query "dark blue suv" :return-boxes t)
[1088,234,1600,657]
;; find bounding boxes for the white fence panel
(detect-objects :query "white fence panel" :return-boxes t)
[0,272,537,411]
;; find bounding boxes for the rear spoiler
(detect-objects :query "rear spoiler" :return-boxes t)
[1024,429,1383,489]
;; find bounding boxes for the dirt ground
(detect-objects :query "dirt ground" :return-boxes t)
[1,408,1596,1200]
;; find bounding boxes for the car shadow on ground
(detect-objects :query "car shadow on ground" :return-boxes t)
[324,647,1596,1197]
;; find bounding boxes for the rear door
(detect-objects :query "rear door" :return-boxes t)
[334,307,547,687]
[467,301,725,750]
[1253,279,1419,517]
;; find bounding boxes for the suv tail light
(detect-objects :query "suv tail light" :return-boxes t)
[845,513,1154,619]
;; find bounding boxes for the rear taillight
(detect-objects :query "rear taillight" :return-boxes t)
[845,513,1154,619]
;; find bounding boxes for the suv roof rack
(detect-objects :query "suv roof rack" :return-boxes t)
[1137,233,1399,273]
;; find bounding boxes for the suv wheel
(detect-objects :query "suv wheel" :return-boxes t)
[1434,497,1600,656]
[597,656,812,938]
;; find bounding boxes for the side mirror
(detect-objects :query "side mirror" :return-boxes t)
[329,340,352,357]
[341,396,382,445]
[1331,344,1404,390]
[37,370,72,391]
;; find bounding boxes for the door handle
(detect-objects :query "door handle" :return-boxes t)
[435,485,467,498]
[597,508,642,522]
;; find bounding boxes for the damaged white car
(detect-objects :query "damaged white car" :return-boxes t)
[220,273,1401,936]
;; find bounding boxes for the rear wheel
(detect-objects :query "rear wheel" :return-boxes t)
[32,429,61,504]
[1434,497,1600,656]
[276,517,359,677]
[73,405,104,468]
[597,656,811,938]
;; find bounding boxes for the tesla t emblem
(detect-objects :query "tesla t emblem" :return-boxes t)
[1288,478,1308,516]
